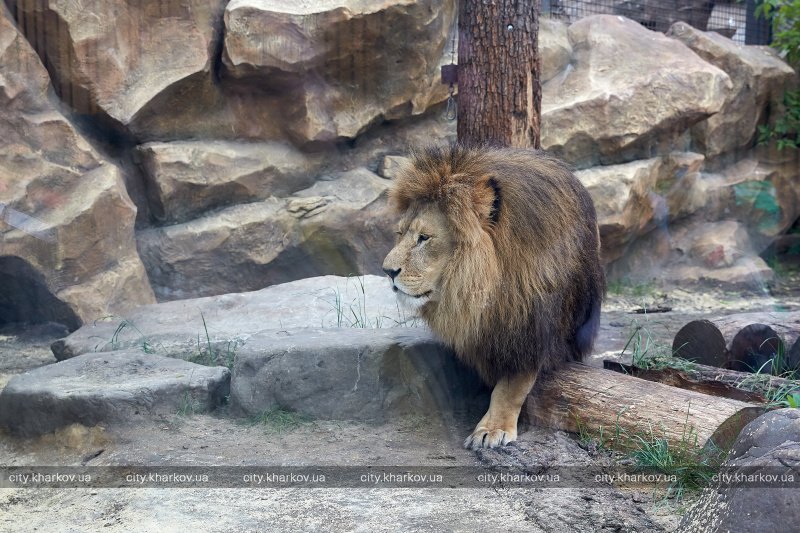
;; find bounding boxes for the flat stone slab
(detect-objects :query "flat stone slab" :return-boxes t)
[0,352,230,437]
[52,275,409,360]
[231,328,490,423]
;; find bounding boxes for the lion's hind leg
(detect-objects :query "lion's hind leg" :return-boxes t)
[463,371,538,450]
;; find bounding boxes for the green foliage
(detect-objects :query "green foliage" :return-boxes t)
[757,0,800,67]
[757,1,800,149]
[629,422,724,500]
[574,406,724,500]
[757,89,800,150]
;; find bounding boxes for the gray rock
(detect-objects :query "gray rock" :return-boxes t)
[0,352,230,437]
[231,327,490,422]
[52,275,411,360]
[136,169,393,301]
[678,408,800,533]
[136,141,321,223]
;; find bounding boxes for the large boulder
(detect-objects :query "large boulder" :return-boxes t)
[231,328,489,422]
[52,275,409,360]
[135,141,322,223]
[0,6,154,329]
[222,0,455,145]
[136,169,392,300]
[541,15,731,168]
[4,0,246,139]
[576,152,705,263]
[668,21,798,159]
[0,351,230,437]
[678,409,800,533]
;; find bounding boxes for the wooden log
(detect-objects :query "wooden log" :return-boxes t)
[672,311,800,371]
[672,319,727,367]
[728,324,783,372]
[602,360,795,403]
[526,363,764,452]
[704,311,800,342]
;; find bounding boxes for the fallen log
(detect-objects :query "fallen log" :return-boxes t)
[672,311,800,372]
[526,363,764,452]
[602,360,795,403]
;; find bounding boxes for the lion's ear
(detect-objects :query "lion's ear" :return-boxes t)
[474,176,502,225]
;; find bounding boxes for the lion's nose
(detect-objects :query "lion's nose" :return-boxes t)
[383,267,401,280]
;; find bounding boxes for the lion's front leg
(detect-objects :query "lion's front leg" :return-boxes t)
[464,371,538,450]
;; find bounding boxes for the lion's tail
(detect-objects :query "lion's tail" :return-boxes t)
[574,282,603,360]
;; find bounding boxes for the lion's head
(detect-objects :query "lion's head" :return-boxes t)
[381,203,454,311]
[382,144,605,386]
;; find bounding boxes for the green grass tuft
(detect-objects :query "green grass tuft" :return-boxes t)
[248,407,314,434]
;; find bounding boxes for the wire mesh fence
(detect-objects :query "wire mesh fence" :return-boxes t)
[543,1,772,45]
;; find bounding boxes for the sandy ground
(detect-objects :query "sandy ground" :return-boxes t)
[1,277,798,532]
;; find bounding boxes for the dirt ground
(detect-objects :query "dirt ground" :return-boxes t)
[1,276,798,532]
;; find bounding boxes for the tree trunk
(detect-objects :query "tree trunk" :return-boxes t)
[526,363,764,452]
[457,0,542,148]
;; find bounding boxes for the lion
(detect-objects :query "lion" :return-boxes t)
[382,144,605,450]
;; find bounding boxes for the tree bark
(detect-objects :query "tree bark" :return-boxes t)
[526,363,764,452]
[457,0,542,148]
[602,360,795,403]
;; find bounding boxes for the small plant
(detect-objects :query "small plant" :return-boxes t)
[573,405,724,500]
[572,408,629,453]
[628,423,723,500]
[176,390,201,417]
[621,321,696,372]
[248,407,313,434]
[188,312,242,370]
[91,316,163,354]
[765,380,800,407]
[325,275,418,328]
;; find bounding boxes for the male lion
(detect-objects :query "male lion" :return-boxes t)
[382,144,605,450]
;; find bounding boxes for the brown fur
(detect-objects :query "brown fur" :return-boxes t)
[384,144,605,385]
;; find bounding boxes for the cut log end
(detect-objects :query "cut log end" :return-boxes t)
[672,319,727,367]
[728,324,783,373]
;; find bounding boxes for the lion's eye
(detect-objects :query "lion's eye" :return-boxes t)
[417,234,430,245]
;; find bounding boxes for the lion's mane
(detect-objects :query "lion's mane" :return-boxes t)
[389,144,606,384]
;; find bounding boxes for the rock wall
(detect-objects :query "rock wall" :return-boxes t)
[0,1,798,327]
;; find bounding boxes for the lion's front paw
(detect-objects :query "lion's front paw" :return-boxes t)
[463,427,517,450]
